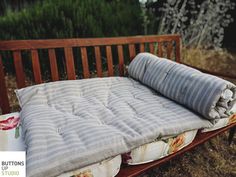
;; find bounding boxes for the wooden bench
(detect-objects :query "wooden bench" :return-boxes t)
[0,34,235,177]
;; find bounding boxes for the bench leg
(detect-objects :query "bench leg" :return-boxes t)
[228,126,235,145]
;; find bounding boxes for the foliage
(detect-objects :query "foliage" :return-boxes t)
[0,0,42,15]
[0,0,143,40]
[142,0,235,49]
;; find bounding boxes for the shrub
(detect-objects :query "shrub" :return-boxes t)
[0,0,143,40]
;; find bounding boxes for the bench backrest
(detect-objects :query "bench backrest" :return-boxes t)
[0,34,181,114]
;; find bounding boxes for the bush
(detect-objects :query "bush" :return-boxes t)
[0,0,143,40]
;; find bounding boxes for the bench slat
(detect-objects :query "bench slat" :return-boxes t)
[117,45,124,76]
[94,46,103,77]
[64,47,76,80]
[149,43,154,54]
[31,49,42,84]
[13,51,26,88]
[129,44,136,61]
[106,46,114,76]
[158,42,163,57]
[80,47,90,78]
[48,49,59,81]
[139,43,145,53]
[167,42,173,59]
[0,35,180,50]
[175,38,181,63]
[0,55,10,114]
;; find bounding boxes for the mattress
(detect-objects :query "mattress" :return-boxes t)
[16,77,215,177]
[15,76,235,177]
[1,111,235,176]
[0,112,121,177]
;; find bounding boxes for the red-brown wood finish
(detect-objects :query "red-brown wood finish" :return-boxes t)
[149,43,154,54]
[117,45,125,76]
[129,44,136,61]
[13,51,26,88]
[158,42,163,57]
[48,49,59,81]
[94,46,103,77]
[0,55,10,114]
[80,47,90,78]
[175,37,181,63]
[167,42,173,59]
[139,43,145,53]
[31,49,42,84]
[64,47,76,80]
[0,35,180,50]
[106,46,114,76]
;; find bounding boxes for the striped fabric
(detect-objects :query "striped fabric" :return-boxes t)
[128,53,236,120]
[16,77,213,177]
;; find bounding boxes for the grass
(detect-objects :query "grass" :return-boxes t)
[1,48,236,177]
[182,48,236,84]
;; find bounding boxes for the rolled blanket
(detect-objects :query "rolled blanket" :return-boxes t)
[128,53,236,120]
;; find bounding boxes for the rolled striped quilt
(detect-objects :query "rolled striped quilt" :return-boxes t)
[128,53,236,120]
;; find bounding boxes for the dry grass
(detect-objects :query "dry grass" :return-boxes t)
[182,48,236,84]
[4,74,33,113]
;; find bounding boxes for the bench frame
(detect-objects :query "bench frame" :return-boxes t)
[0,34,235,177]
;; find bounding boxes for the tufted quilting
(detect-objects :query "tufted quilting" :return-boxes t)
[16,77,214,177]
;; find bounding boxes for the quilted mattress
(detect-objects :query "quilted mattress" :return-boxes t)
[16,76,227,177]
[1,110,235,176]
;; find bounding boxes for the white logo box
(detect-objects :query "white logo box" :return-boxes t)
[0,151,26,177]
